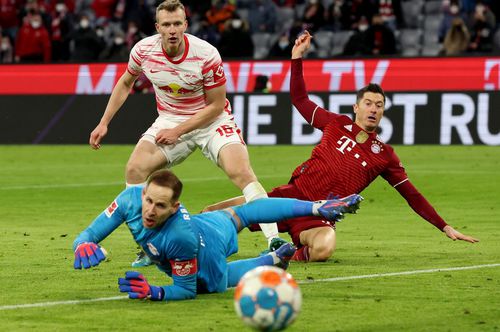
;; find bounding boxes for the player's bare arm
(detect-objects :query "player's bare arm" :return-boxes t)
[202,195,246,212]
[291,30,312,59]
[155,84,226,145]
[89,70,138,149]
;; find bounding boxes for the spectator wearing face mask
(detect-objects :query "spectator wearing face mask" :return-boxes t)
[69,15,105,62]
[439,0,465,43]
[343,16,372,56]
[0,32,14,63]
[50,2,75,61]
[20,0,51,30]
[99,30,129,61]
[268,32,293,58]
[14,13,51,63]
[364,13,396,55]
[467,2,495,53]
[218,17,254,58]
[441,17,470,56]
[341,0,376,31]
[0,0,22,43]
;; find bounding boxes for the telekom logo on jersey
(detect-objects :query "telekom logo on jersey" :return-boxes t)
[336,136,356,154]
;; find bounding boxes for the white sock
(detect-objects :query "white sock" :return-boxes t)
[311,200,325,216]
[126,182,147,188]
[242,181,268,201]
[269,252,280,265]
[242,181,279,244]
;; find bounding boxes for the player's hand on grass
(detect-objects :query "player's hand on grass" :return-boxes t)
[156,128,181,145]
[89,123,108,149]
[443,225,479,243]
[74,242,107,269]
[118,271,164,301]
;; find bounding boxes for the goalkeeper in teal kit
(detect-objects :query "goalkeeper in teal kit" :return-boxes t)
[73,169,362,302]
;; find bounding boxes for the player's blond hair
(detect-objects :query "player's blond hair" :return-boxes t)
[156,0,186,22]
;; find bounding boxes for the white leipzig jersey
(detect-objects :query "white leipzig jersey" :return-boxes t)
[127,33,230,118]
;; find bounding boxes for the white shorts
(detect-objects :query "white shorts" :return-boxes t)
[140,112,246,167]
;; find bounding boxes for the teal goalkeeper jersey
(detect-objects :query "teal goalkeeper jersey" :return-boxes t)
[73,186,238,300]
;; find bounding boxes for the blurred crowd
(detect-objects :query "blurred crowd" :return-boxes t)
[1,0,500,64]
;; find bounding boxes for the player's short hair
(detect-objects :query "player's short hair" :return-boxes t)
[156,0,186,22]
[147,169,183,203]
[356,83,386,105]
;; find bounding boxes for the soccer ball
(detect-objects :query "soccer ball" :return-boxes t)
[234,266,302,331]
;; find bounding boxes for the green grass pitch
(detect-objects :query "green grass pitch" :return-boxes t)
[0,145,499,331]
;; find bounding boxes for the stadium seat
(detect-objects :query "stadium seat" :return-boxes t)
[424,0,443,15]
[399,29,422,56]
[276,7,295,34]
[401,0,424,29]
[252,32,273,59]
[423,14,442,33]
[331,30,354,56]
[236,8,249,21]
[422,14,442,52]
[295,3,306,19]
[314,31,334,58]
[421,44,442,56]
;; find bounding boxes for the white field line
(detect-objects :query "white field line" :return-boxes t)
[0,296,128,310]
[297,263,500,283]
[1,263,499,311]
[0,175,282,191]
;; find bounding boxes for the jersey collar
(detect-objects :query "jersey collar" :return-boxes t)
[163,35,189,64]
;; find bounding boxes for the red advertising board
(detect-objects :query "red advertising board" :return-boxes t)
[1,57,500,95]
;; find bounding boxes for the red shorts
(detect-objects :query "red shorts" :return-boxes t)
[248,184,335,246]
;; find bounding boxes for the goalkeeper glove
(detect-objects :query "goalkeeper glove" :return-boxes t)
[74,242,106,269]
[118,271,164,301]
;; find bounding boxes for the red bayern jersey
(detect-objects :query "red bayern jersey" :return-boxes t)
[286,58,447,230]
[289,112,408,200]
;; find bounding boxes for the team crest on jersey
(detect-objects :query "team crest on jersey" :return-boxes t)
[147,242,159,256]
[355,131,369,143]
[104,200,118,218]
[371,140,384,154]
[158,83,193,96]
[170,258,197,276]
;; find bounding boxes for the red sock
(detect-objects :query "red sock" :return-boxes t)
[291,246,309,262]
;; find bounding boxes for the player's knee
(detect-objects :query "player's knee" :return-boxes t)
[125,161,149,182]
[309,243,335,262]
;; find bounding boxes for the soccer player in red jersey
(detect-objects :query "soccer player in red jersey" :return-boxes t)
[204,31,478,262]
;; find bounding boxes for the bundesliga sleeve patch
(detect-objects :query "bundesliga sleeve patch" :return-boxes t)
[214,64,225,82]
[170,258,198,276]
[104,200,119,218]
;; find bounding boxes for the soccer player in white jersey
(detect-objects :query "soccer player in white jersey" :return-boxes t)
[88,0,280,265]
